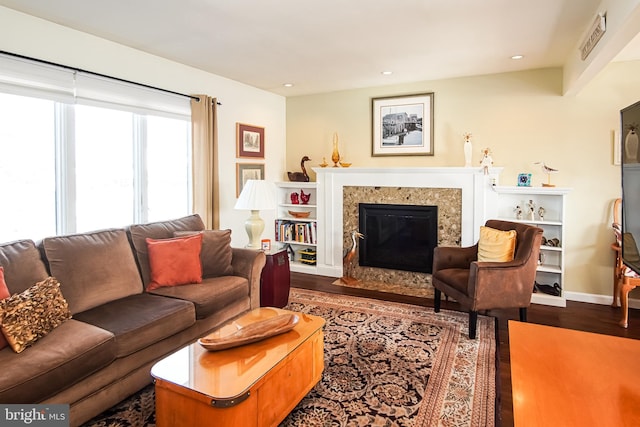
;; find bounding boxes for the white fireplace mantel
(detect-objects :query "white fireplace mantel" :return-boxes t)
[312,167,503,277]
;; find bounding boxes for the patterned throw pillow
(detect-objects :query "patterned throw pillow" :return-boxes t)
[0,267,10,350]
[0,277,72,353]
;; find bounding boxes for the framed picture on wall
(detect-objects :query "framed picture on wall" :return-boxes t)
[236,123,265,158]
[371,92,434,157]
[236,163,265,196]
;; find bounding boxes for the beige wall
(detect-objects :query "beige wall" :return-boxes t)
[286,62,640,301]
[0,6,287,248]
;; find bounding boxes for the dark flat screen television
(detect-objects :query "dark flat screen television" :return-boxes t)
[621,100,640,275]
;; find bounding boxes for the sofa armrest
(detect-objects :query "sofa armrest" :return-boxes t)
[231,248,266,309]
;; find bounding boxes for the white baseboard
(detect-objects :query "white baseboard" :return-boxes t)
[564,291,640,309]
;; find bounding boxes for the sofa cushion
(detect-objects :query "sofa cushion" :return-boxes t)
[0,319,116,403]
[0,239,49,294]
[146,234,203,291]
[174,229,234,278]
[43,229,143,314]
[0,277,71,353]
[477,226,517,262]
[0,267,9,350]
[73,293,195,357]
[149,275,249,319]
[128,214,205,288]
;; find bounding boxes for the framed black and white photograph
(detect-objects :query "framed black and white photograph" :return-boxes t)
[371,93,434,157]
[236,123,265,158]
[236,163,264,196]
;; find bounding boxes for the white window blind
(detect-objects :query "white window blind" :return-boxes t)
[0,52,190,118]
[0,53,75,102]
[74,73,191,119]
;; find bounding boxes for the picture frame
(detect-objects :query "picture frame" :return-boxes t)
[236,163,265,196]
[236,123,265,158]
[517,173,532,187]
[371,92,434,157]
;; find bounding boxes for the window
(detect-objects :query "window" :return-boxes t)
[0,55,192,241]
[0,93,57,241]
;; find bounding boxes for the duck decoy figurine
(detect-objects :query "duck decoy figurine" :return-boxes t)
[340,230,364,285]
[287,156,311,182]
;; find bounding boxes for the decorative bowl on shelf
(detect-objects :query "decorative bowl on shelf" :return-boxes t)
[339,162,352,167]
[288,210,311,218]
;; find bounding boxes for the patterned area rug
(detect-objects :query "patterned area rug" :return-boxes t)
[83,288,497,427]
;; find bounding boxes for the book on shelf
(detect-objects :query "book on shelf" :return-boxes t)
[275,220,317,244]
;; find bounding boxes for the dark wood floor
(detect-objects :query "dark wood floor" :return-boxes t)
[290,272,640,427]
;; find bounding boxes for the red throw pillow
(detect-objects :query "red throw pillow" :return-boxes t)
[0,267,11,350]
[146,234,203,291]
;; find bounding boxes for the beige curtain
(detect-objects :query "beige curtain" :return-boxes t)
[190,95,219,229]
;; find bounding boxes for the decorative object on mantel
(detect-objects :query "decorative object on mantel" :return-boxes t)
[479,147,493,174]
[290,192,299,204]
[300,189,311,204]
[319,157,328,167]
[331,132,341,167]
[341,230,364,286]
[463,132,473,167]
[339,161,352,167]
[533,161,558,187]
[287,156,311,182]
[517,173,532,187]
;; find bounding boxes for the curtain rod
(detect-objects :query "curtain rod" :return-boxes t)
[0,50,221,105]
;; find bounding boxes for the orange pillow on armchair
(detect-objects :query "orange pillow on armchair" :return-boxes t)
[145,234,203,291]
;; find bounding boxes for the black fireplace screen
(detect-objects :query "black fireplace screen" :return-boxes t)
[358,203,438,274]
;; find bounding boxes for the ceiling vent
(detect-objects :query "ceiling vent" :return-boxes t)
[580,13,607,60]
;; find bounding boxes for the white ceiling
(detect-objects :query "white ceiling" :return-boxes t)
[1,0,638,97]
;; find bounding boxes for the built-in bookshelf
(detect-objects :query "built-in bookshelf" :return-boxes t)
[274,182,318,273]
[491,186,572,307]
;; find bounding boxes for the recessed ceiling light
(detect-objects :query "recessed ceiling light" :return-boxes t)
[283,83,294,87]
[381,71,393,75]
[511,55,524,60]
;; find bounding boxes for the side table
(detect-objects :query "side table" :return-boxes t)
[260,248,291,308]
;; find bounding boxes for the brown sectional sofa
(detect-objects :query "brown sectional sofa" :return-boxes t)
[0,214,266,426]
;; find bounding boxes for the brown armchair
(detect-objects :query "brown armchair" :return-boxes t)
[432,219,543,338]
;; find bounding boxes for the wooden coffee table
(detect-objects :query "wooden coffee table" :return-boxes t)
[151,308,325,427]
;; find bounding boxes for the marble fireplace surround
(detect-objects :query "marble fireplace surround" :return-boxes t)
[313,167,502,281]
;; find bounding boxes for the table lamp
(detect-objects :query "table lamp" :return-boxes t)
[234,180,276,249]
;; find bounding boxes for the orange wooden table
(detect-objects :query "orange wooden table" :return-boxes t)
[509,320,640,427]
[151,308,325,427]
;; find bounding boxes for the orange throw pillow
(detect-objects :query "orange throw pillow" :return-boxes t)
[0,267,12,350]
[146,234,203,291]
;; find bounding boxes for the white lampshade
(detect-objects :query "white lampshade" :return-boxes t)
[234,180,276,249]
[234,180,276,210]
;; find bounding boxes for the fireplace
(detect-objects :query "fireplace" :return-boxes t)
[358,203,438,274]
